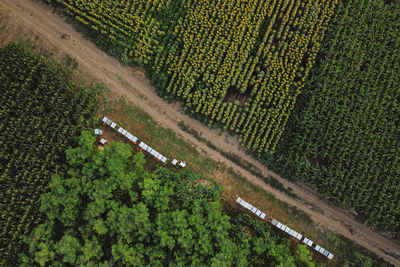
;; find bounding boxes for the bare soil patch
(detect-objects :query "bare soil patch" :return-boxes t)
[223,86,250,107]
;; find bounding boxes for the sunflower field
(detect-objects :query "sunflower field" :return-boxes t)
[46,0,338,154]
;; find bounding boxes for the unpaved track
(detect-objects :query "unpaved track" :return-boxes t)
[2,0,399,265]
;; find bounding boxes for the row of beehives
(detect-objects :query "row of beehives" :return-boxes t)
[101,116,185,167]
[236,197,266,219]
[236,196,333,260]
[270,217,334,260]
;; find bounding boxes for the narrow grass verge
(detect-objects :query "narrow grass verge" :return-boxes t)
[177,121,299,199]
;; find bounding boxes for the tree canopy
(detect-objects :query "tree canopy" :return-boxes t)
[20,131,313,266]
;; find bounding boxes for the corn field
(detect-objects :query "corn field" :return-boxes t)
[269,0,400,237]
[0,43,98,264]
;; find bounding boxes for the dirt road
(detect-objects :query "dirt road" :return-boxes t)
[1,0,399,265]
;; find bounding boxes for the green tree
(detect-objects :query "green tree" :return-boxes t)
[55,234,81,264]
[21,132,306,266]
[295,244,315,267]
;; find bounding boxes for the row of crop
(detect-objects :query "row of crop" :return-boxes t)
[268,0,400,237]
[173,2,336,152]
[47,0,337,154]
[0,43,99,265]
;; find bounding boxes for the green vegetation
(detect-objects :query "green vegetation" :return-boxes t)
[2,0,398,262]
[46,0,337,153]
[92,80,391,267]
[106,98,315,233]
[0,40,391,266]
[43,0,399,240]
[321,233,390,267]
[20,132,313,266]
[0,42,99,264]
[265,0,400,237]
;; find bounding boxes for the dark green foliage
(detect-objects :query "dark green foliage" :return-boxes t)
[228,211,297,266]
[294,245,314,267]
[64,54,78,69]
[43,0,399,240]
[0,42,98,264]
[20,132,311,266]
[266,0,400,237]
[320,232,390,267]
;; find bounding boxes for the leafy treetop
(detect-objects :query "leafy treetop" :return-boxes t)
[21,131,313,266]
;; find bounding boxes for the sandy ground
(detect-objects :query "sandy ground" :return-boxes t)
[1,0,399,265]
